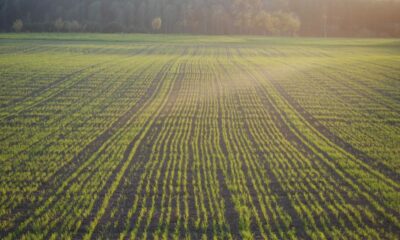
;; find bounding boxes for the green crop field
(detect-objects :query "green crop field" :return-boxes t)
[0,33,399,239]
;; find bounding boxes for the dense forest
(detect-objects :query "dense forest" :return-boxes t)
[1,0,400,37]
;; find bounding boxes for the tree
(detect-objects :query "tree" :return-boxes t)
[275,12,300,36]
[65,20,81,32]
[163,3,178,33]
[88,1,102,23]
[211,4,229,34]
[1,0,400,36]
[54,18,64,32]
[258,11,299,36]
[151,17,162,32]
[232,0,263,34]
[12,19,23,32]
[255,10,273,35]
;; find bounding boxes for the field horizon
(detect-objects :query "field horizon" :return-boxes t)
[2,32,400,43]
[0,33,399,239]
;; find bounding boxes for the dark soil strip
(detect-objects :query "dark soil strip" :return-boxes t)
[186,110,201,238]
[197,135,220,240]
[215,75,241,238]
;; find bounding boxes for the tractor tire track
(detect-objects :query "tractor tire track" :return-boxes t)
[246,64,400,232]
[1,59,174,239]
[267,69,400,184]
[88,61,185,239]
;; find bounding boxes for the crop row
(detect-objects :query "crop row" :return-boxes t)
[0,38,399,239]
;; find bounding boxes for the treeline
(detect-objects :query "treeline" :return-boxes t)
[1,0,400,37]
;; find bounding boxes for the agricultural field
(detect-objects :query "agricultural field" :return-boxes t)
[0,33,399,239]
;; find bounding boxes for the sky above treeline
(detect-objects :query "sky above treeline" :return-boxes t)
[1,0,399,37]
